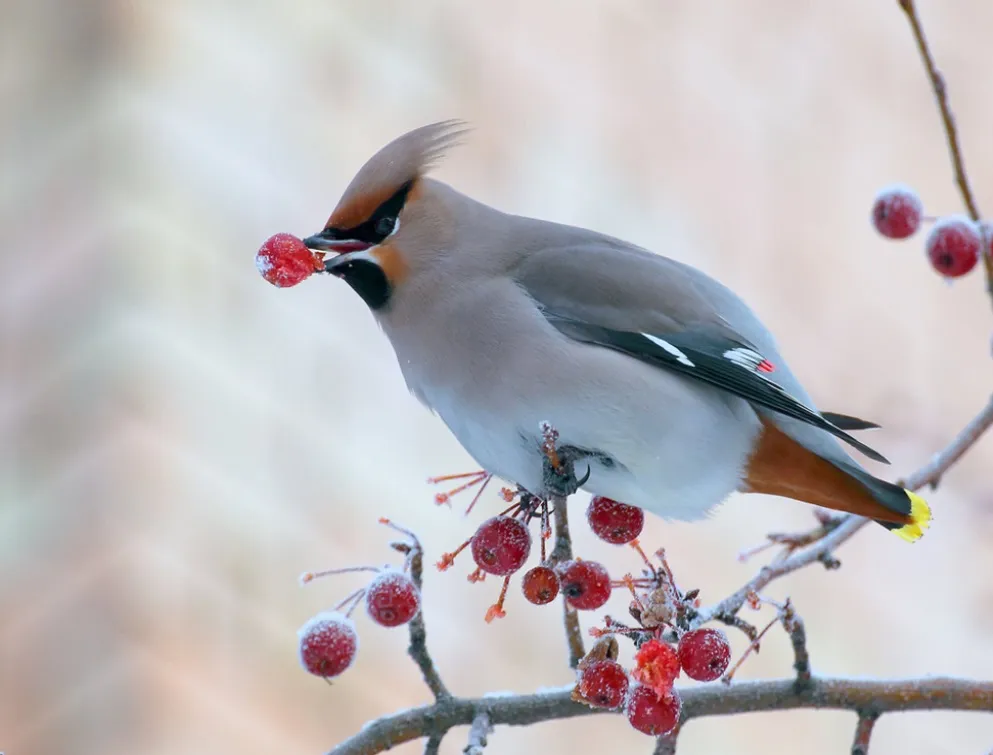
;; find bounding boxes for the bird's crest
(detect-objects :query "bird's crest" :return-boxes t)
[326,120,469,231]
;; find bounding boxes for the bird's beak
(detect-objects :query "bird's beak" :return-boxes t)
[303,230,373,255]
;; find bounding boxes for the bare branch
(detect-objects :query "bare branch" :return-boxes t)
[902,394,993,491]
[897,0,980,220]
[897,0,993,299]
[653,726,679,755]
[406,539,451,700]
[327,677,993,755]
[851,711,879,755]
[782,601,811,691]
[697,393,993,627]
[549,494,586,668]
[463,712,492,755]
[423,733,443,755]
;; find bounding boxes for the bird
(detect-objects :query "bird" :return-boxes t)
[302,120,931,542]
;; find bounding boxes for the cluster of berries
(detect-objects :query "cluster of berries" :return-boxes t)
[871,185,991,278]
[575,627,730,737]
[434,493,645,621]
[297,521,423,680]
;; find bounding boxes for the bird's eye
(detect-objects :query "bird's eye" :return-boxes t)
[375,215,396,238]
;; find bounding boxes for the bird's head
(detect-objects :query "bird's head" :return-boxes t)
[304,120,468,311]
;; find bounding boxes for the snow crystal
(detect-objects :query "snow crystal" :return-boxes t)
[873,182,922,207]
[929,213,980,235]
[255,252,273,276]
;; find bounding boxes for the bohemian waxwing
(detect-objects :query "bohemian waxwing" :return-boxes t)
[303,121,931,542]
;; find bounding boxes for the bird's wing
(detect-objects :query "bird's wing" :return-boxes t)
[513,240,888,464]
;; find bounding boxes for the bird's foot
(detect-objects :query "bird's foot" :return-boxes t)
[541,444,592,498]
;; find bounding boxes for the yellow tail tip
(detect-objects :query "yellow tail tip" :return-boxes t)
[892,490,932,543]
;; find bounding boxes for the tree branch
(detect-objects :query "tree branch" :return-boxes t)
[695,393,993,627]
[463,711,492,755]
[897,0,993,298]
[782,601,811,691]
[548,494,586,668]
[850,711,879,755]
[653,726,679,755]
[328,677,993,755]
[406,539,451,700]
[423,733,443,755]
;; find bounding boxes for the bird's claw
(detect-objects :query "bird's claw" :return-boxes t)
[541,445,591,498]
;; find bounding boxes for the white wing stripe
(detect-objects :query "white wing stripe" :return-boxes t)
[644,335,695,367]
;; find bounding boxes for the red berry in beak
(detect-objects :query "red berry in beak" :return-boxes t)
[256,232,323,288]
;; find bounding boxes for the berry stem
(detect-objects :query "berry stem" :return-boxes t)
[333,587,367,617]
[721,612,780,685]
[484,577,511,623]
[463,474,493,516]
[300,565,383,584]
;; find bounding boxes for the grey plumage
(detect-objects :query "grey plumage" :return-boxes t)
[306,122,930,539]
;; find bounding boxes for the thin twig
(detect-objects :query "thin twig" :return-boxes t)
[897,0,992,297]
[463,711,493,755]
[549,494,585,668]
[327,677,993,755]
[851,711,879,755]
[423,733,443,755]
[653,726,680,755]
[696,394,993,627]
[782,600,812,691]
[407,541,451,700]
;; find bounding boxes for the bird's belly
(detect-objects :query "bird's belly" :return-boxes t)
[422,377,760,523]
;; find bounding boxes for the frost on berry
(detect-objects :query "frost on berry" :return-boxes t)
[586,496,645,545]
[298,611,358,678]
[625,684,682,736]
[871,184,923,240]
[365,569,421,628]
[925,215,981,278]
[556,559,611,610]
[256,232,322,288]
[521,565,559,605]
[470,516,532,576]
[632,638,680,697]
[677,628,731,682]
[578,659,629,709]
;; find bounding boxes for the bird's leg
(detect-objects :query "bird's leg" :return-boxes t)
[541,444,592,498]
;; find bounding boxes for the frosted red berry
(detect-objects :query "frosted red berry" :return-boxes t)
[298,612,358,678]
[521,565,559,605]
[926,216,981,278]
[625,684,682,736]
[365,570,421,627]
[677,628,731,682]
[556,559,611,610]
[579,659,629,709]
[470,516,532,575]
[633,638,680,696]
[586,496,645,544]
[256,232,322,288]
[871,185,922,239]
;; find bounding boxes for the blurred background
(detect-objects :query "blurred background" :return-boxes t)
[3,0,993,753]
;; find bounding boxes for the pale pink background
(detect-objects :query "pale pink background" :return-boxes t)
[3,1,993,753]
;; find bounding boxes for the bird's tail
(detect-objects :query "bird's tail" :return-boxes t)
[833,463,932,543]
[743,419,932,542]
